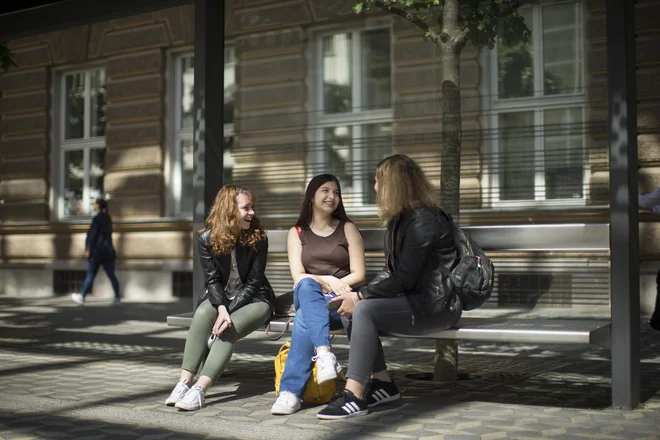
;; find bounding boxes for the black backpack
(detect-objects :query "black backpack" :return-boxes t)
[439,211,495,311]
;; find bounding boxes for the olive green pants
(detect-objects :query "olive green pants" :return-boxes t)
[181,298,271,382]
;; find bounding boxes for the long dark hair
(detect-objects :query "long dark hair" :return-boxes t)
[295,174,352,228]
[94,196,113,229]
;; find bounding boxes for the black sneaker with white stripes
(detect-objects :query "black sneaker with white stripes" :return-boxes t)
[316,390,368,420]
[366,378,401,408]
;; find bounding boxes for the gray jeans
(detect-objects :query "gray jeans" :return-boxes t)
[344,295,461,383]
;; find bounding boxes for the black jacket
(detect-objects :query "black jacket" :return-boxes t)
[197,230,276,316]
[86,212,116,261]
[359,206,462,319]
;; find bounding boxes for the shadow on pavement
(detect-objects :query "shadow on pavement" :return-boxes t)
[1,296,660,440]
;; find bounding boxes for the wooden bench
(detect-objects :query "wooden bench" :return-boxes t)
[167,224,612,348]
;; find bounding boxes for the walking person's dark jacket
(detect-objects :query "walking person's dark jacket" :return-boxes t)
[197,230,276,316]
[359,206,460,319]
[86,212,116,261]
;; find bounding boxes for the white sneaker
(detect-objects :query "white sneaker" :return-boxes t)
[165,380,189,406]
[271,391,302,415]
[113,298,121,307]
[312,351,342,384]
[71,293,84,306]
[175,385,205,411]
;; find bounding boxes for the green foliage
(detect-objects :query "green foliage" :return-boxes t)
[0,42,17,71]
[354,0,532,49]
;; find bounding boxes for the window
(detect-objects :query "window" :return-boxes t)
[489,1,584,205]
[59,68,107,217]
[313,28,393,207]
[172,48,236,216]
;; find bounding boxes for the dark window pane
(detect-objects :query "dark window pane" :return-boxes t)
[181,56,195,130]
[89,148,105,211]
[223,135,234,185]
[64,150,84,216]
[498,8,534,99]
[361,29,391,110]
[224,48,236,125]
[364,123,392,204]
[180,139,194,214]
[65,73,85,139]
[323,33,352,114]
[499,112,535,200]
[543,3,581,95]
[544,108,583,199]
[90,70,107,136]
[324,126,354,194]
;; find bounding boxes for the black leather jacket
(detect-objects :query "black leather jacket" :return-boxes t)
[359,206,462,320]
[197,230,276,316]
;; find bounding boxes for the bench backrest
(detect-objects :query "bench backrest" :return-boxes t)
[265,224,611,319]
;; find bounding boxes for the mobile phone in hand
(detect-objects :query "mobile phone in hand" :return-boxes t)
[327,299,342,311]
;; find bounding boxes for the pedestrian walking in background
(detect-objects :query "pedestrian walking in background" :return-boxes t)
[71,196,120,306]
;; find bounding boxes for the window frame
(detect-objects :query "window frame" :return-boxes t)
[310,23,394,212]
[167,48,236,218]
[485,0,588,208]
[54,65,107,220]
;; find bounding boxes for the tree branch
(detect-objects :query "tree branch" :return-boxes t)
[372,0,439,43]
[459,26,470,44]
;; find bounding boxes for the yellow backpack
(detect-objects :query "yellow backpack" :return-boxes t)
[274,339,344,404]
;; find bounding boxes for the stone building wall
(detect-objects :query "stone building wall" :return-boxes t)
[0,0,658,312]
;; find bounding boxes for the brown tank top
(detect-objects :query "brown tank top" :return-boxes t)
[299,221,351,279]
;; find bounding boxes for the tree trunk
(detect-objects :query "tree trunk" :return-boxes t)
[434,0,463,382]
[439,51,462,218]
[439,1,463,219]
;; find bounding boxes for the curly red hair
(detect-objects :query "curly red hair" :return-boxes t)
[197,185,266,255]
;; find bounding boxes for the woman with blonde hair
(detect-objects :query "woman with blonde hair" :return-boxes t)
[317,154,462,420]
[165,185,276,411]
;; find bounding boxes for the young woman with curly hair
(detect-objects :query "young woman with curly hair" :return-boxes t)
[165,185,276,411]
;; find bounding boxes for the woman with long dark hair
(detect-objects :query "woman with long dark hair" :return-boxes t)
[71,196,120,305]
[165,185,276,411]
[271,174,365,415]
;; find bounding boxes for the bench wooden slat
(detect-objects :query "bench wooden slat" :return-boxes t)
[166,313,611,347]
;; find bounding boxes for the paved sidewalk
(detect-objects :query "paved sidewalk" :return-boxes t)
[0,296,659,440]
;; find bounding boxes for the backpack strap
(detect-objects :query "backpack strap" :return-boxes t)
[436,209,461,277]
[295,226,301,238]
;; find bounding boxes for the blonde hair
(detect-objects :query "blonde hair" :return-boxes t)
[197,185,266,255]
[375,154,440,224]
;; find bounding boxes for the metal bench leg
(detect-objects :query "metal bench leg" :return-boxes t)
[433,339,458,381]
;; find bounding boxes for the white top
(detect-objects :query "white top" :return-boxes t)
[639,187,660,213]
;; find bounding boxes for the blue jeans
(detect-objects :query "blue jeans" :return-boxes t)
[81,257,120,299]
[278,278,342,398]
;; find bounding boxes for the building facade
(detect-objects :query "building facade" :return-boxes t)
[0,0,659,317]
